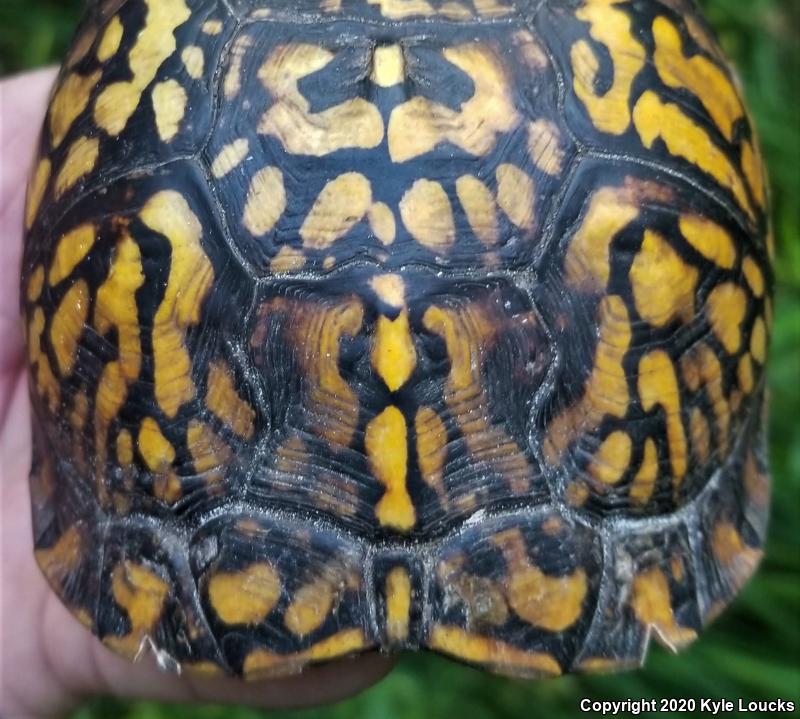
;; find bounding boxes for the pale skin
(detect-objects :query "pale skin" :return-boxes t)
[0,69,394,719]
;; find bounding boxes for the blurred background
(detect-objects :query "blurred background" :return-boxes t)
[1,0,798,717]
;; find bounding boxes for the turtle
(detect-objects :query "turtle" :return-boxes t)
[20,0,772,680]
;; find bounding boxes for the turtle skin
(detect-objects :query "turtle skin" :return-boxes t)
[20,0,772,679]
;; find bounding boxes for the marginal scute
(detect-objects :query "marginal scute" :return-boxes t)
[630,567,697,649]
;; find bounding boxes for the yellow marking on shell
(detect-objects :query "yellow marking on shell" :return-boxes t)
[678,215,737,269]
[388,43,518,163]
[570,0,646,135]
[367,0,435,19]
[737,354,755,394]
[49,224,96,286]
[750,316,767,363]
[141,191,214,418]
[588,430,632,485]
[744,452,769,507]
[681,343,730,453]
[631,567,697,648]
[54,136,100,199]
[186,419,231,474]
[181,45,205,79]
[493,529,588,632]
[638,351,687,489]
[371,274,404,315]
[564,187,639,292]
[527,120,566,176]
[49,71,102,148]
[400,179,455,252]
[69,391,89,430]
[259,44,384,155]
[152,79,187,142]
[385,566,412,643]
[243,166,287,236]
[706,282,747,354]
[632,91,754,220]
[301,173,373,249]
[27,265,45,302]
[711,522,762,589]
[105,562,170,658]
[206,361,255,439]
[373,313,416,391]
[367,203,396,245]
[223,34,253,99]
[366,406,415,532]
[513,30,549,71]
[50,280,89,376]
[652,16,744,143]
[25,159,51,230]
[35,526,83,585]
[742,257,765,298]
[630,230,698,327]
[97,16,124,62]
[415,406,448,497]
[630,437,658,506]
[207,563,281,625]
[741,140,767,209]
[138,417,175,472]
[94,0,190,135]
[270,245,306,274]
[371,44,405,87]
[243,629,367,677]
[544,296,630,463]
[577,657,626,674]
[285,573,341,637]
[184,661,224,677]
[202,19,223,34]
[495,164,535,230]
[152,471,182,504]
[210,138,250,178]
[456,175,499,246]
[689,408,711,465]
[117,429,134,465]
[429,626,561,676]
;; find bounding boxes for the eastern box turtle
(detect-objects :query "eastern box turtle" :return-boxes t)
[21,0,772,679]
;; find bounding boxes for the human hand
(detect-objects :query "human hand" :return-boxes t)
[0,68,393,719]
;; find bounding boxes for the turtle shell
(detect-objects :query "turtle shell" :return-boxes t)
[21,0,772,678]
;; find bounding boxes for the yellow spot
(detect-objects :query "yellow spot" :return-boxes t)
[371,44,404,87]
[711,522,762,589]
[706,282,747,354]
[495,164,535,230]
[630,437,658,506]
[117,429,134,465]
[388,43,518,162]
[202,19,223,34]
[513,30,549,71]
[94,0,191,136]
[49,280,89,377]
[471,0,513,16]
[741,140,767,209]
[301,173,373,249]
[152,79,187,142]
[366,0,434,20]
[565,186,639,292]
[210,138,249,178]
[681,343,731,453]
[54,136,100,199]
[243,166,287,236]
[367,203,396,245]
[372,313,416,392]
[385,566,412,643]
[181,45,205,79]
[206,361,255,438]
[679,215,737,269]
[652,16,744,142]
[638,351,687,489]
[429,626,561,676]
[49,71,102,147]
[152,471,182,503]
[27,265,45,303]
[97,16,124,62]
[223,34,253,99]
[589,431,632,485]
[366,406,415,532]
[187,420,231,474]
[138,417,175,472]
[750,316,767,363]
[493,529,588,632]
[25,159,51,230]
[49,224,96,286]
[35,526,83,585]
[141,191,214,418]
[630,230,698,327]
[687,410,710,468]
[370,274,405,309]
[259,44,384,155]
[105,561,170,658]
[207,563,281,625]
[577,657,625,673]
[456,175,499,246]
[570,0,646,135]
[633,91,754,220]
[400,179,455,252]
[545,297,631,463]
[527,120,565,176]
[738,354,755,394]
[630,567,697,648]
[415,407,448,496]
[285,574,339,636]
[270,245,306,274]
[742,257,765,298]
[69,391,89,430]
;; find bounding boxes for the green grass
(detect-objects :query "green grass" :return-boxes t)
[2,1,798,717]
